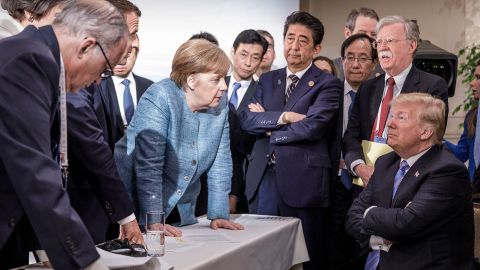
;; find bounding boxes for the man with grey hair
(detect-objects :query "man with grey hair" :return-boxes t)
[343,15,448,188]
[0,0,128,269]
[333,7,382,80]
[346,93,474,270]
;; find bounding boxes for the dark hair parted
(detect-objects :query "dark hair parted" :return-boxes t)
[341,33,377,61]
[189,31,219,46]
[283,11,324,46]
[233,29,268,58]
[312,55,337,77]
[171,39,230,88]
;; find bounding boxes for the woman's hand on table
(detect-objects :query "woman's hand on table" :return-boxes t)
[210,219,244,230]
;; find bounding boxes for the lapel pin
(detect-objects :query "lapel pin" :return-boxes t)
[308,81,314,87]
[277,79,281,85]
[414,171,419,177]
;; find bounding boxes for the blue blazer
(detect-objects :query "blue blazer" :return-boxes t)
[240,65,342,208]
[444,109,476,181]
[115,79,231,226]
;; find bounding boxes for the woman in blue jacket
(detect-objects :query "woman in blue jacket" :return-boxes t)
[115,39,243,235]
[444,61,480,181]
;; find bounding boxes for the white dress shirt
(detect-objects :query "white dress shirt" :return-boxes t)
[112,73,137,126]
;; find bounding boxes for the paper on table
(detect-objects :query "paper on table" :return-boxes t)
[165,236,204,253]
[97,248,172,270]
[353,140,393,187]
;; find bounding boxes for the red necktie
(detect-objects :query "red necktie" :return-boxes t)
[370,77,395,141]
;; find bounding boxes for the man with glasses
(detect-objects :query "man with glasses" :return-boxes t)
[254,29,276,79]
[343,15,448,189]
[0,0,130,268]
[328,33,377,270]
[66,0,147,245]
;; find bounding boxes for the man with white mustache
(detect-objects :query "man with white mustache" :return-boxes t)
[343,15,448,188]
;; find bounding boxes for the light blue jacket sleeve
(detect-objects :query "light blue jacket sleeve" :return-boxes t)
[206,107,232,221]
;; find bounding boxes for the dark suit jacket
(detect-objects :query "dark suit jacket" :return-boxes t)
[226,76,258,199]
[94,75,153,151]
[66,87,135,242]
[240,65,342,207]
[0,26,98,268]
[343,66,449,171]
[346,145,474,270]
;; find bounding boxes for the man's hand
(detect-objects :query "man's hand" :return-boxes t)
[210,219,244,230]
[229,195,238,214]
[354,164,374,186]
[248,102,265,112]
[119,219,144,245]
[282,112,306,123]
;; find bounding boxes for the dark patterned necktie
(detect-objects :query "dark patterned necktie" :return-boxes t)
[285,74,299,102]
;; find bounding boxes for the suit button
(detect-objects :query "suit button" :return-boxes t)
[184,176,190,181]
[8,218,16,228]
[191,160,197,166]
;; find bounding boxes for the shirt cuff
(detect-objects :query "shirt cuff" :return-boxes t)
[363,205,377,218]
[277,112,286,125]
[369,235,392,252]
[350,159,366,176]
[35,250,49,262]
[118,213,136,225]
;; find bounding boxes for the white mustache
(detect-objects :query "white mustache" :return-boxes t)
[379,51,393,59]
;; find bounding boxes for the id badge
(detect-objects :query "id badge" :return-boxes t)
[373,135,387,144]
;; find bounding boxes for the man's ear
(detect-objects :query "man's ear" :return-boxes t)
[230,47,235,59]
[313,44,322,55]
[77,37,97,59]
[420,126,433,141]
[344,27,352,38]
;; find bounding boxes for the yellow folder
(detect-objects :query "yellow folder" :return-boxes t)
[352,140,393,187]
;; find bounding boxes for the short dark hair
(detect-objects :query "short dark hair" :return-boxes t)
[283,11,324,46]
[340,33,377,61]
[345,7,379,31]
[105,0,141,17]
[312,55,337,77]
[1,0,72,21]
[189,31,219,46]
[233,29,268,57]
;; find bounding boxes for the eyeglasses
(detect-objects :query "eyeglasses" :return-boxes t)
[344,55,372,65]
[96,42,114,78]
[372,38,407,49]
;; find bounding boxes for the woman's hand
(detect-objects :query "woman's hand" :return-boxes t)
[210,219,244,230]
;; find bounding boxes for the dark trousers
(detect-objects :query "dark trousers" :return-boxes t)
[0,217,36,269]
[327,178,364,269]
[250,165,329,270]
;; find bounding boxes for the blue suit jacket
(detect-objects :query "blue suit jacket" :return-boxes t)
[444,109,476,181]
[240,65,342,208]
[115,79,231,226]
[0,26,98,268]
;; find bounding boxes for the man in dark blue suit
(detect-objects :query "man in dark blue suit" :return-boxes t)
[0,1,129,269]
[346,93,474,270]
[67,0,150,244]
[240,11,342,270]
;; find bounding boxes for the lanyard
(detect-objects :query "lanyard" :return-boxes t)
[59,58,68,181]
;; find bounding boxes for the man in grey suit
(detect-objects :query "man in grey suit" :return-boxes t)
[0,0,129,269]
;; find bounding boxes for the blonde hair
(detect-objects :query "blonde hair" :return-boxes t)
[171,39,230,88]
[390,93,445,145]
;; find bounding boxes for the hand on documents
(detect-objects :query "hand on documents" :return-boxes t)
[166,224,183,237]
[354,164,374,186]
[120,219,144,245]
[210,219,244,230]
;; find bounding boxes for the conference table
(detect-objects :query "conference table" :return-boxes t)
[100,214,309,270]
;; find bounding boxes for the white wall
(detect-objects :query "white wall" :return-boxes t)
[130,0,299,81]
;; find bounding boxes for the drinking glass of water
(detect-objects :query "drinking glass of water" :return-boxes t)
[145,211,165,257]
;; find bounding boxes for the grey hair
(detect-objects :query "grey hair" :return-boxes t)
[52,0,128,52]
[376,15,420,42]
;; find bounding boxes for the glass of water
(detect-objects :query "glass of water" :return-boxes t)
[145,211,165,257]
